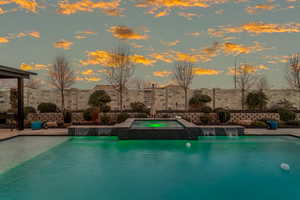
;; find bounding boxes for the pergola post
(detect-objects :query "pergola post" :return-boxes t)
[17,77,24,130]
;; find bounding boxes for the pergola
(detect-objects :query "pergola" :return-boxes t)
[0,65,37,130]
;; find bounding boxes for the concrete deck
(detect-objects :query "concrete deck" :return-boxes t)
[0,128,67,141]
[245,128,300,138]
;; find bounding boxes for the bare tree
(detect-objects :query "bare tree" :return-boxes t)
[236,64,257,110]
[173,61,194,111]
[286,53,300,108]
[105,45,135,111]
[25,78,40,106]
[257,76,269,91]
[48,56,75,112]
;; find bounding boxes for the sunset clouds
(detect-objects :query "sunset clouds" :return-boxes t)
[53,40,73,50]
[2,0,300,89]
[209,22,300,37]
[57,0,122,16]
[108,26,149,40]
[0,0,38,13]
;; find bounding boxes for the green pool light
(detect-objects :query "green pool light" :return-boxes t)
[147,123,164,127]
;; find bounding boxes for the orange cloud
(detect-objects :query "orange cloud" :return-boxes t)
[81,69,94,75]
[57,0,122,16]
[0,0,38,13]
[153,70,172,77]
[130,54,156,66]
[135,0,209,17]
[177,12,200,20]
[160,40,180,47]
[209,21,300,37]
[27,31,40,38]
[193,67,220,75]
[108,26,149,40]
[81,50,156,67]
[20,63,48,71]
[223,42,266,55]
[228,64,268,75]
[53,40,73,50]
[0,37,9,43]
[74,30,96,39]
[245,4,277,14]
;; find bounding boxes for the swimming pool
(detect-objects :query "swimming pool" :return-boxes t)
[0,136,300,200]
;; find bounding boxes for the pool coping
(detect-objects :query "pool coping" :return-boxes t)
[1,134,300,143]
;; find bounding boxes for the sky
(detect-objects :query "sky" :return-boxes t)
[0,0,300,89]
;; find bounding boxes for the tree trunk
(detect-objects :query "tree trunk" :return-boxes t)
[184,88,188,111]
[241,89,245,110]
[119,89,123,111]
[61,89,64,112]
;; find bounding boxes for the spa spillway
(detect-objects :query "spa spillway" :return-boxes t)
[115,119,199,140]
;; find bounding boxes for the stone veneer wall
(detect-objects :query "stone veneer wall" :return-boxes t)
[2,85,300,112]
[27,113,64,123]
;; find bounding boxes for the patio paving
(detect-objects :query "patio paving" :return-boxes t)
[0,128,67,141]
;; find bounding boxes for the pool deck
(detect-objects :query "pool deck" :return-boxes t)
[1,128,300,141]
[0,128,67,141]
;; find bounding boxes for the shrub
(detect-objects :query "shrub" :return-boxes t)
[199,114,212,124]
[100,104,111,113]
[278,109,296,122]
[285,120,300,126]
[217,110,231,123]
[246,91,268,110]
[251,121,267,128]
[64,111,72,123]
[88,90,111,108]
[214,107,225,113]
[130,102,148,113]
[117,112,129,123]
[189,93,212,110]
[24,106,36,119]
[201,106,212,113]
[83,108,93,121]
[100,114,111,125]
[37,103,58,113]
[135,113,148,118]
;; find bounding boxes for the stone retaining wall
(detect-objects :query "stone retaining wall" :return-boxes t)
[27,113,64,123]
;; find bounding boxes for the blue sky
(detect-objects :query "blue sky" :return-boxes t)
[0,0,300,89]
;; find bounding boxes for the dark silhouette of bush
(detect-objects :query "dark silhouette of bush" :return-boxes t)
[246,91,268,110]
[83,108,93,121]
[130,102,148,113]
[24,106,36,119]
[117,112,129,123]
[217,110,231,123]
[38,103,58,113]
[278,109,296,122]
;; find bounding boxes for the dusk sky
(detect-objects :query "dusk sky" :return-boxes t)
[1,0,300,89]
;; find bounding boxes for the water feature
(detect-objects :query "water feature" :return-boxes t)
[224,127,239,137]
[202,128,216,136]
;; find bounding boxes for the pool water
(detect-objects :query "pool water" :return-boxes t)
[0,136,300,200]
[131,120,183,128]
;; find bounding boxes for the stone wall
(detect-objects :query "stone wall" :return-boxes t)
[27,113,64,124]
[2,84,300,112]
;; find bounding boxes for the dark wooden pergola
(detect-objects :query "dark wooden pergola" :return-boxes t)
[0,65,37,130]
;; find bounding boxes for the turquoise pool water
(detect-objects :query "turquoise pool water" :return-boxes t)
[0,136,300,200]
[131,120,183,128]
